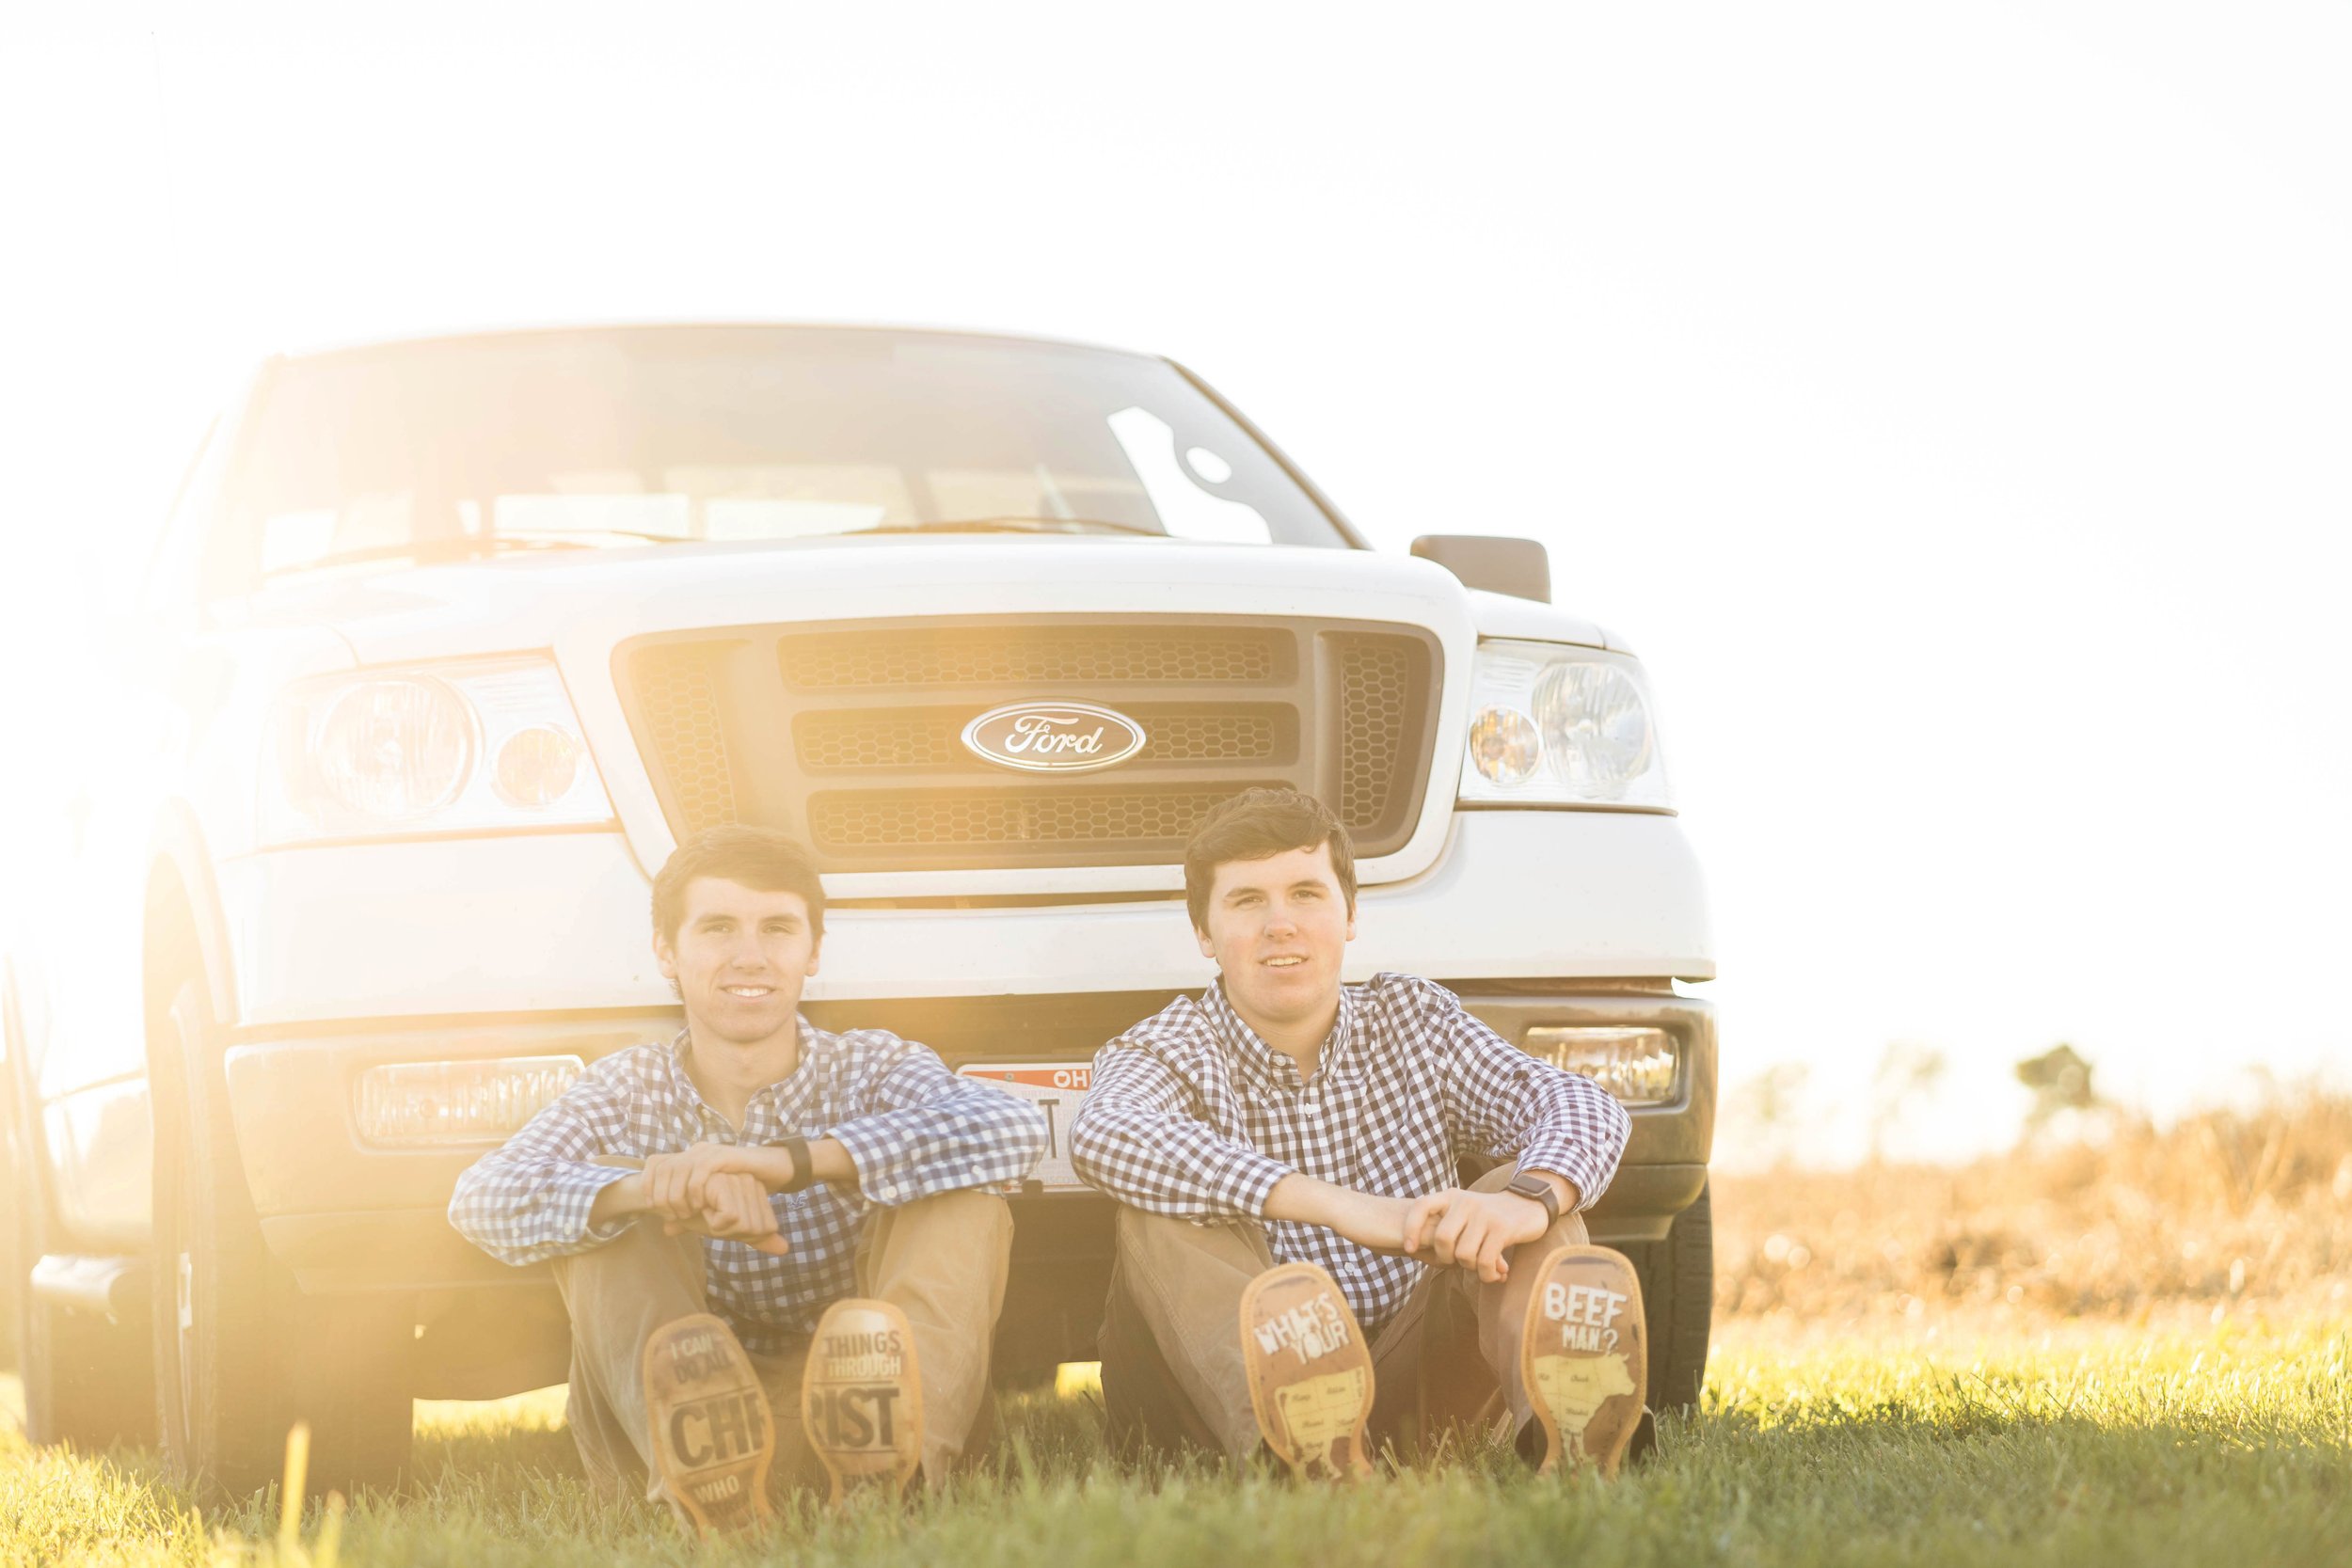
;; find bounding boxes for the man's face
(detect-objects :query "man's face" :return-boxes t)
[1196,841,1357,1034]
[654,877,820,1050]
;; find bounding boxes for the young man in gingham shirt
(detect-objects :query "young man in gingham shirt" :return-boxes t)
[450,826,1046,1508]
[1071,787,1634,1465]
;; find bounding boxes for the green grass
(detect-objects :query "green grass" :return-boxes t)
[4,1322,2347,1568]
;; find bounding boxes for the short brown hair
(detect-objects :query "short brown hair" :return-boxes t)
[1184,788,1357,932]
[651,826,827,945]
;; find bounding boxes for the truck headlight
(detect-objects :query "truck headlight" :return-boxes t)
[1458,642,1673,809]
[263,658,615,845]
[1524,1026,1679,1105]
[313,677,476,820]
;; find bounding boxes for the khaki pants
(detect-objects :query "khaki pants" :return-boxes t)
[1099,1165,1591,1463]
[549,1189,1013,1499]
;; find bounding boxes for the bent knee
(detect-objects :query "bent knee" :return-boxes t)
[1112,1203,1267,1268]
[900,1187,1014,1239]
[1551,1211,1591,1248]
[1112,1201,1189,1253]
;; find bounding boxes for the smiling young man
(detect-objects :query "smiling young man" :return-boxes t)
[449,826,1047,1528]
[1069,788,1645,1476]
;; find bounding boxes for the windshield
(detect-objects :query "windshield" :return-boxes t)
[225,327,1354,580]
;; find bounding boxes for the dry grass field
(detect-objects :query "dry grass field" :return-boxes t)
[3,1086,2347,1565]
[1712,1083,2352,1328]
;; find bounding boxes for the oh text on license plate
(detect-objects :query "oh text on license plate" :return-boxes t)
[956,1063,1093,1193]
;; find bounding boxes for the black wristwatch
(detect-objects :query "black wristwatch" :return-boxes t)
[774,1136,815,1194]
[1505,1169,1562,1226]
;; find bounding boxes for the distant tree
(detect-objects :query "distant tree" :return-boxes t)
[2016,1042,2100,1131]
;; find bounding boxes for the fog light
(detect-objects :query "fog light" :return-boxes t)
[355,1056,584,1146]
[1523,1026,1678,1105]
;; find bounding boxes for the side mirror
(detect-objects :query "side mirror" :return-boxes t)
[1409,534,1550,603]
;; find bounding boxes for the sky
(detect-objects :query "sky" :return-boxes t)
[3,2,2347,1164]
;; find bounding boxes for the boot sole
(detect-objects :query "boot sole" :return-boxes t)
[1518,1244,1647,1478]
[640,1312,777,1534]
[802,1297,925,1503]
[1238,1261,1375,1480]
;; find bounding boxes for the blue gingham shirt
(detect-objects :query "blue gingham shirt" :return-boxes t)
[1069,973,1631,1333]
[449,1020,1047,1350]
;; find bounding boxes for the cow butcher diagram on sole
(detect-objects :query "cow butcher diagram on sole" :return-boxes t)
[1518,1244,1648,1478]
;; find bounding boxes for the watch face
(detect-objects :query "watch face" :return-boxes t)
[1509,1176,1556,1215]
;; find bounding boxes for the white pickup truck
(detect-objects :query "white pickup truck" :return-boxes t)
[1,324,1716,1495]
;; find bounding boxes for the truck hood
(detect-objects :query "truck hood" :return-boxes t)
[234,534,1613,662]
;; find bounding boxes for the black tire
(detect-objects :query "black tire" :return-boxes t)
[3,991,154,1449]
[278,1288,417,1497]
[150,978,413,1497]
[1617,1179,1713,1458]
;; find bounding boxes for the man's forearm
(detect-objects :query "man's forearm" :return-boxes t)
[1264,1173,1404,1250]
[802,1137,855,1186]
[588,1171,648,1226]
[587,1138,850,1227]
[1263,1172,1348,1227]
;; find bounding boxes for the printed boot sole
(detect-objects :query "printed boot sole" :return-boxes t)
[1239,1261,1375,1480]
[803,1297,926,1504]
[1518,1244,1647,1478]
[640,1312,777,1535]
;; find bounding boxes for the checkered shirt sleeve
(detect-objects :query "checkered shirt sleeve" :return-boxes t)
[1068,1025,1295,1218]
[820,1028,1051,1205]
[446,1053,657,1265]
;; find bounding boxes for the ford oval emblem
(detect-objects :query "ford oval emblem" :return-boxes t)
[960,701,1149,773]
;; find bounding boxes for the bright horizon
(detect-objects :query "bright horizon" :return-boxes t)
[3,3,2347,1166]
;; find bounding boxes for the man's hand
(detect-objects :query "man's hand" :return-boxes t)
[621,1146,793,1257]
[661,1170,790,1257]
[658,1140,798,1212]
[639,1147,764,1220]
[1401,1187,1550,1283]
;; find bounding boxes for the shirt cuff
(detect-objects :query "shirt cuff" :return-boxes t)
[826,1116,914,1206]
[1232,1150,1299,1220]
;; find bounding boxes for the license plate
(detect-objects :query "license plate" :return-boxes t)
[957,1063,1094,1193]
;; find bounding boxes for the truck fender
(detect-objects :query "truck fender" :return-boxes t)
[145,801,238,1031]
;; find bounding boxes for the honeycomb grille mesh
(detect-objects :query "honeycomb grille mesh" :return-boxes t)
[1147,712,1279,764]
[1335,636,1416,832]
[795,713,961,770]
[793,709,1281,771]
[628,644,737,834]
[779,627,1279,689]
[810,786,1263,852]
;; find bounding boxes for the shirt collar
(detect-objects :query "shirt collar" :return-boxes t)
[665,1017,830,1128]
[1203,977,1356,1090]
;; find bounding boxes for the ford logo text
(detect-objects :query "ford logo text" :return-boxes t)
[960,702,1149,773]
